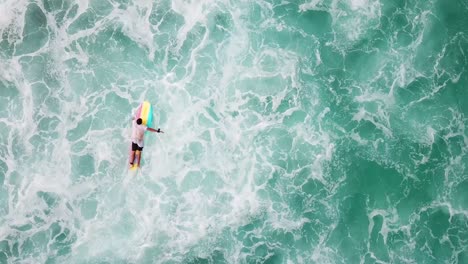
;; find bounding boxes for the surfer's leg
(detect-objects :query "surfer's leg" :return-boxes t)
[129,142,138,165]
[135,146,143,166]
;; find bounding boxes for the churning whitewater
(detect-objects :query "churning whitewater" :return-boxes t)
[0,0,467,263]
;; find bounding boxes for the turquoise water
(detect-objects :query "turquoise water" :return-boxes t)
[1,0,467,263]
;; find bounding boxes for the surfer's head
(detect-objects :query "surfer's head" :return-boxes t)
[136,118,143,125]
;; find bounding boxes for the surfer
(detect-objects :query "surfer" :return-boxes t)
[129,117,164,168]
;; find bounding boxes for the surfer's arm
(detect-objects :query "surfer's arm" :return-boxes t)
[148,128,164,133]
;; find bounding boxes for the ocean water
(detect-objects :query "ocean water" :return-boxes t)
[0,0,467,263]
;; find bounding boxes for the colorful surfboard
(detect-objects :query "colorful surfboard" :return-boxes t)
[134,100,153,128]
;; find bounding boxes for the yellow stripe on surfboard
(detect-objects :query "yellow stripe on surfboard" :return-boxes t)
[140,101,151,125]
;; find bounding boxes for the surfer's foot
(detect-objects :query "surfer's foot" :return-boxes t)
[129,162,134,167]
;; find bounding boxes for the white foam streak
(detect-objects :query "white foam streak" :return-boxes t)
[117,1,156,60]
[299,0,324,12]
[171,0,214,52]
[300,0,382,44]
[0,0,27,35]
[353,107,393,138]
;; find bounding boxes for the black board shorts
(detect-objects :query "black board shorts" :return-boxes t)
[132,142,144,151]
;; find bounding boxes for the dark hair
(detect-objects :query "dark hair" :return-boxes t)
[136,118,143,125]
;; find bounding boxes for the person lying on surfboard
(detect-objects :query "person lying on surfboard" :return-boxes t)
[129,117,164,168]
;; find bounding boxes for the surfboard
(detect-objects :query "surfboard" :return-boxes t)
[130,101,153,170]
